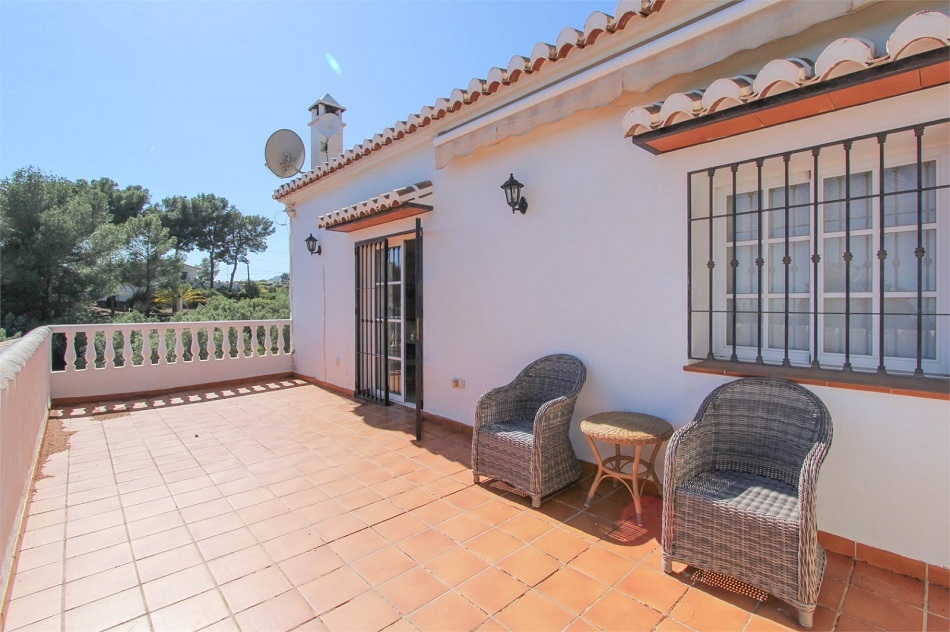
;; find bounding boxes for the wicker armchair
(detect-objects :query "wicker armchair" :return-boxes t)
[472,354,586,508]
[662,378,833,628]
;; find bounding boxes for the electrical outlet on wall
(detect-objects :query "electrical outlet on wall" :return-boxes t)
[451,378,465,389]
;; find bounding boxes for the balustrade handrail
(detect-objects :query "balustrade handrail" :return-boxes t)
[48,319,293,373]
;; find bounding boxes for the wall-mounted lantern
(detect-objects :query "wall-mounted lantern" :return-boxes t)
[305,233,321,256]
[501,173,528,214]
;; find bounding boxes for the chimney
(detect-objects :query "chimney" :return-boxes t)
[308,93,346,170]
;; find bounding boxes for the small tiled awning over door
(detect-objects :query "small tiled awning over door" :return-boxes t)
[317,181,433,232]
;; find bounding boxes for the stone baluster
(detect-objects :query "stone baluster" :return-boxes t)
[264,326,273,357]
[64,331,77,372]
[104,329,116,369]
[157,327,168,365]
[142,329,153,366]
[83,330,97,370]
[122,328,133,367]
[276,326,285,356]
[173,328,184,365]
[188,327,197,362]
[237,325,246,359]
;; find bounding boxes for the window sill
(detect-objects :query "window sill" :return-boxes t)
[684,360,949,400]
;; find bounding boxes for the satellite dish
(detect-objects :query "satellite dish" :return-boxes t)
[264,129,306,178]
[315,113,341,137]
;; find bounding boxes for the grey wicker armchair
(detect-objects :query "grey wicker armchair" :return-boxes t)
[662,378,833,628]
[472,354,586,508]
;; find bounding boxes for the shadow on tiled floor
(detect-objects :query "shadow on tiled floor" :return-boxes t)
[4,378,946,631]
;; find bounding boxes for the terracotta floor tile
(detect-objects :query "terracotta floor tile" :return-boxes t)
[585,588,664,631]
[669,587,754,631]
[125,510,185,540]
[397,528,456,563]
[149,588,231,632]
[321,590,401,631]
[570,545,634,586]
[458,567,529,615]
[841,585,923,630]
[134,543,203,583]
[378,567,450,615]
[615,564,690,613]
[496,545,561,587]
[351,545,418,585]
[66,525,130,559]
[221,565,292,613]
[470,499,523,525]
[142,563,217,611]
[196,527,257,561]
[262,526,326,562]
[497,512,554,543]
[494,589,576,632]
[465,529,523,564]
[928,613,950,632]
[817,577,847,609]
[437,513,492,544]
[310,513,367,543]
[409,591,489,632]
[410,499,463,525]
[64,562,139,610]
[249,511,307,542]
[207,544,274,585]
[9,559,64,600]
[824,552,855,582]
[4,585,63,630]
[851,561,925,607]
[328,527,389,563]
[425,546,489,587]
[278,546,345,586]
[532,528,591,563]
[835,613,885,630]
[130,525,193,560]
[298,566,370,614]
[352,499,405,526]
[237,498,291,525]
[63,586,146,631]
[536,566,609,615]
[64,508,125,539]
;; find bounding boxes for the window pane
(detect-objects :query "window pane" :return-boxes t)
[726,192,759,241]
[769,240,810,294]
[769,183,811,238]
[726,298,757,348]
[387,323,401,358]
[768,298,810,351]
[387,284,401,318]
[824,172,872,232]
[388,359,402,395]
[727,245,759,295]
[883,161,936,227]
[884,229,936,292]
[823,298,872,356]
[883,298,936,360]
[388,247,402,282]
[824,235,872,293]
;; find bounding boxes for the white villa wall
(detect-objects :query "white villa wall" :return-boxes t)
[286,5,950,567]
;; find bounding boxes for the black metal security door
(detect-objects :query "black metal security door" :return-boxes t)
[355,238,389,404]
[354,221,424,432]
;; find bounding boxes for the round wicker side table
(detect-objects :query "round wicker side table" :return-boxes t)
[580,411,673,526]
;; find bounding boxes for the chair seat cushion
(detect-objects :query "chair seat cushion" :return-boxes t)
[479,419,535,446]
[679,470,800,523]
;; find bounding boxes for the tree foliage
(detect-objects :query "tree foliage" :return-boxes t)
[0,167,125,331]
[78,178,150,224]
[222,215,275,291]
[123,213,181,313]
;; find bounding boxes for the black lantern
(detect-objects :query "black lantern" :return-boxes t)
[304,233,321,256]
[501,173,528,214]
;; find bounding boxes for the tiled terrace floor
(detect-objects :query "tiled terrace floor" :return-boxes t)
[4,378,946,632]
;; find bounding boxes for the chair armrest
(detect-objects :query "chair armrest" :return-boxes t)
[475,382,528,432]
[663,418,717,492]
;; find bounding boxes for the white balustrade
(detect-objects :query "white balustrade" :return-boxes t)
[49,320,293,400]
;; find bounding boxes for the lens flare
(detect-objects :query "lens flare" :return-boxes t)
[326,53,342,75]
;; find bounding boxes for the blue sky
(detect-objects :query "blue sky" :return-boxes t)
[1,0,605,281]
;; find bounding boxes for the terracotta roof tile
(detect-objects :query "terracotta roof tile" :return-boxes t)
[621,10,949,138]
